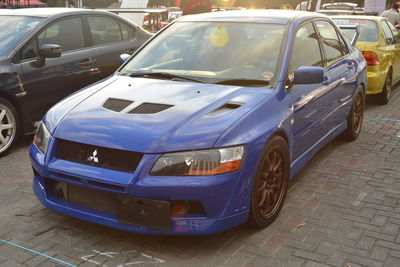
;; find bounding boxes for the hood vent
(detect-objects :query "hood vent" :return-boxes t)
[103,98,133,112]
[208,102,242,116]
[128,103,173,114]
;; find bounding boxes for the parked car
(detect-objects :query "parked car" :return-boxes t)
[317,2,364,16]
[333,16,400,104]
[322,2,358,11]
[0,8,152,156]
[30,10,367,235]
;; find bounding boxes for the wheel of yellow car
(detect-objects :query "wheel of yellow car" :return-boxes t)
[343,85,364,141]
[0,97,19,157]
[248,135,289,228]
[378,69,392,105]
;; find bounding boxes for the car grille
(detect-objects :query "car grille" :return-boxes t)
[55,139,143,173]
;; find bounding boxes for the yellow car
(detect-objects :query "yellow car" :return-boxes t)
[333,16,400,104]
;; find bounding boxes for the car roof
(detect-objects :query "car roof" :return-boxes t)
[331,15,383,22]
[179,9,328,24]
[0,7,108,18]
[318,10,354,14]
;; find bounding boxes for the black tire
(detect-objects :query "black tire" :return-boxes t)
[378,69,392,105]
[342,86,365,141]
[248,135,289,228]
[0,97,19,157]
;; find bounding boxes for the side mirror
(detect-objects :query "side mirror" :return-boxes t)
[38,44,61,58]
[292,66,324,84]
[32,44,61,67]
[119,54,131,65]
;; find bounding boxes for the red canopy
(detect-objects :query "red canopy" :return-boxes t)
[3,0,46,6]
[182,0,211,15]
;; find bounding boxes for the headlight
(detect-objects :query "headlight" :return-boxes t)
[33,121,51,154]
[150,146,244,176]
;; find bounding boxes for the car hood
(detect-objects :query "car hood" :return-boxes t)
[53,76,274,153]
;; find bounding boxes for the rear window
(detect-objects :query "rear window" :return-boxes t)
[333,19,378,42]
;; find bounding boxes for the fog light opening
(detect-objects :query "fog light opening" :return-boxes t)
[171,202,189,216]
[170,200,207,216]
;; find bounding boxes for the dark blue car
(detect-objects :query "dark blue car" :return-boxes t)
[0,8,151,156]
[30,10,367,235]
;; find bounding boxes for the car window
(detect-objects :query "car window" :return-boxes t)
[385,20,400,43]
[20,39,38,60]
[0,15,43,57]
[120,22,136,41]
[289,22,323,77]
[336,31,349,54]
[88,16,123,45]
[121,21,285,84]
[315,20,345,65]
[382,20,395,45]
[37,17,85,52]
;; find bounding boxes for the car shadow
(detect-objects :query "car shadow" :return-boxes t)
[16,134,34,150]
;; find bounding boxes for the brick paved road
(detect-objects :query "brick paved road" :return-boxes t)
[1,88,400,267]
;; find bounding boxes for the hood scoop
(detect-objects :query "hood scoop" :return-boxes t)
[103,98,133,112]
[208,102,243,116]
[128,103,174,114]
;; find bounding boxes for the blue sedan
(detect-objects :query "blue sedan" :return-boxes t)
[30,10,367,235]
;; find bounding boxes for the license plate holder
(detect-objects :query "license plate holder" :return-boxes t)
[116,196,170,231]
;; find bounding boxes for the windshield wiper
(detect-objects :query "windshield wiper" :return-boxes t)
[215,79,270,86]
[125,72,206,83]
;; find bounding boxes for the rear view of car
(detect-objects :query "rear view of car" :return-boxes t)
[333,16,400,104]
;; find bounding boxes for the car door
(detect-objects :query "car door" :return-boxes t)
[17,16,95,122]
[85,15,143,82]
[383,20,400,82]
[288,22,337,160]
[314,20,356,126]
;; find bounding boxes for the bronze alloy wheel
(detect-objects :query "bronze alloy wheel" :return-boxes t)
[343,85,365,141]
[256,149,285,217]
[352,90,364,135]
[249,135,289,228]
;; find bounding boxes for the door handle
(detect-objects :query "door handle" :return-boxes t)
[347,61,354,69]
[79,57,94,67]
[127,48,136,54]
[322,76,331,85]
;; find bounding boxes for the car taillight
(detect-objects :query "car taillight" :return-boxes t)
[362,51,379,65]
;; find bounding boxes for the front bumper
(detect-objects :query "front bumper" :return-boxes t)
[30,142,254,235]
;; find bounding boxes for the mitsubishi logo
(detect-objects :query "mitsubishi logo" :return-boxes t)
[87,149,99,163]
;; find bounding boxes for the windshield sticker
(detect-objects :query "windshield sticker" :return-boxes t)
[262,71,274,79]
[210,26,229,47]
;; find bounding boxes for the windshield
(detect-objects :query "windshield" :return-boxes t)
[120,21,285,85]
[0,15,43,56]
[333,19,378,42]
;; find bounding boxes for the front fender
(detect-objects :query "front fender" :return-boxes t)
[214,87,293,170]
